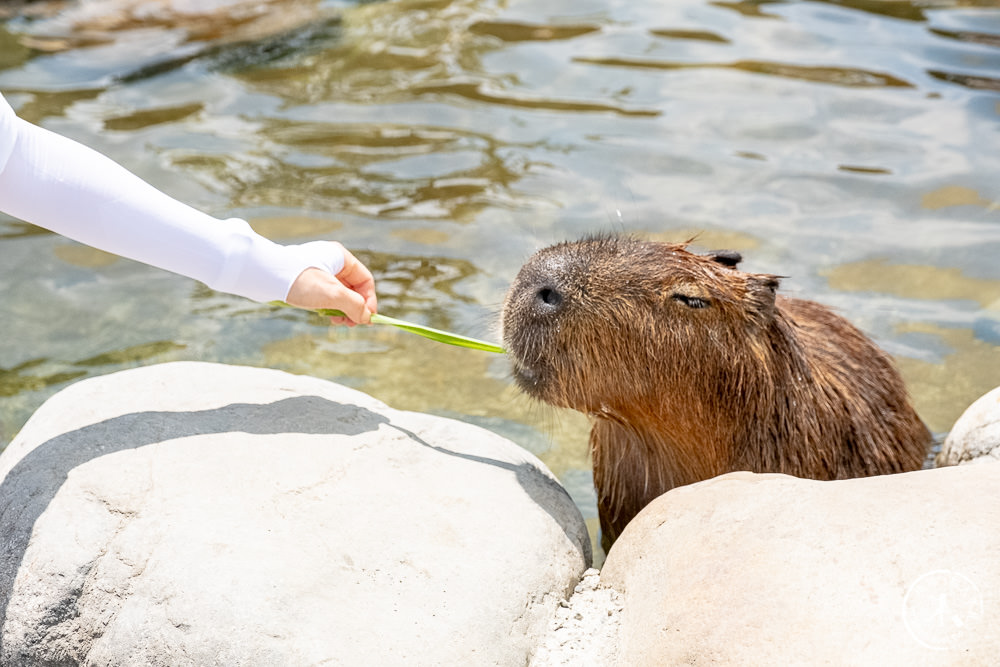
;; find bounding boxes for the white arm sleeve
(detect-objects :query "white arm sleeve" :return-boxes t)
[0,94,344,303]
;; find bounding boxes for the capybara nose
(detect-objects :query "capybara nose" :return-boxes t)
[535,285,564,313]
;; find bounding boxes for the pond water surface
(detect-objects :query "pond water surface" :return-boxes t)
[1,0,999,547]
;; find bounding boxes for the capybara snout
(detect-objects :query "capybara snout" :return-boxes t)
[502,235,931,546]
[502,238,671,410]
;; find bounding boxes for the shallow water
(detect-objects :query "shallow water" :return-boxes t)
[1,0,999,547]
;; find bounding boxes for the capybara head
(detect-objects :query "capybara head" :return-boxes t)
[502,235,931,546]
[502,236,778,414]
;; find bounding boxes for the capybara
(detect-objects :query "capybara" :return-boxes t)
[501,236,932,546]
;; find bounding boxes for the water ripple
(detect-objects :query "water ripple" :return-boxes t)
[573,56,915,88]
[412,81,661,117]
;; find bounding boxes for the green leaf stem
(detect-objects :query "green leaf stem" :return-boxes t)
[270,302,505,354]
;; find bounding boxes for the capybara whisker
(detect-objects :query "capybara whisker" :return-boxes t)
[502,235,931,549]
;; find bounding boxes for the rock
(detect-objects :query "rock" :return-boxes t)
[0,362,590,666]
[601,467,1000,666]
[529,568,623,667]
[937,385,1000,466]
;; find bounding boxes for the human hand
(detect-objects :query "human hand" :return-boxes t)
[285,244,377,326]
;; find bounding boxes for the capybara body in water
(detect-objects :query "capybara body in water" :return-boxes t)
[502,236,931,546]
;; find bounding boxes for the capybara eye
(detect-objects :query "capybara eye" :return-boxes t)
[672,293,709,309]
[537,287,563,308]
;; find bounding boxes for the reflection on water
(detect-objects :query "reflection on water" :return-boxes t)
[103,102,204,131]
[469,20,600,42]
[249,214,343,239]
[0,360,86,398]
[648,227,762,252]
[350,250,481,317]
[52,244,119,268]
[4,0,342,83]
[205,119,545,220]
[825,259,1000,309]
[1,0,1000,542]
[824,260,1000,432]
[921,184,998,210]
[574,56,914,88]
[74,341,189,367]
[895,323,1000,433]
[0,341,185,397]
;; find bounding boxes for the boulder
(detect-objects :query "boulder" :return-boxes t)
[0,362,590,666]
[937,385,1000,466]
[529,568,623,667]
[601,467,1000,666]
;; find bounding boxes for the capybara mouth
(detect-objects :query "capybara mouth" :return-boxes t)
[510,359,541,392]
[506,345,553,400]
[503,324,557,401]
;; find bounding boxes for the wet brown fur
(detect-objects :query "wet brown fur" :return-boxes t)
[501,236,931,547]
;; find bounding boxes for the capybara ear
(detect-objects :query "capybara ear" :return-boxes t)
[707,250,742,268]
[746,274,780,324]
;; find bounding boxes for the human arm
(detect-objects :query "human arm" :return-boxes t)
[0,95,375,323]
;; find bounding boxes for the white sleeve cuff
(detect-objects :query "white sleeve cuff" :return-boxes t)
[210,228,346,303]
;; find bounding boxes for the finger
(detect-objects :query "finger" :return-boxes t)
[331,282,371,325]
[338,250,378,312]
[329,315,355,327]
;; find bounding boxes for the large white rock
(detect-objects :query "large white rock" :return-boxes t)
[937,385,1000,466]
[601,467,1000,666]
[0,362,590,666]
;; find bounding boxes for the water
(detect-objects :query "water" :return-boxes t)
[1,0,999,546]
